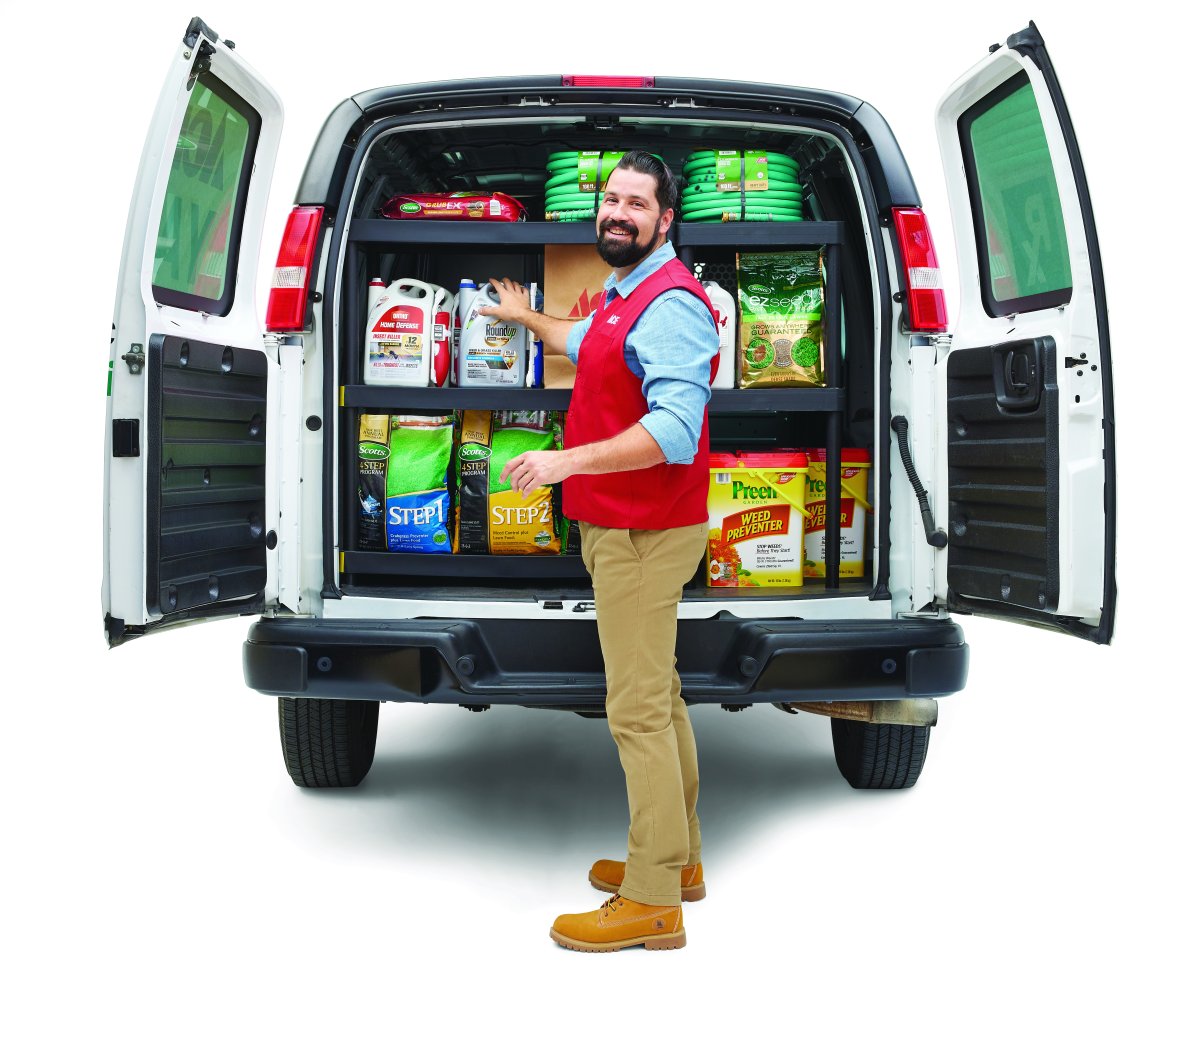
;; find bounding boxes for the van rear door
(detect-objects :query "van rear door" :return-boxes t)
[104,18,283,646]
[933,22,1115,643]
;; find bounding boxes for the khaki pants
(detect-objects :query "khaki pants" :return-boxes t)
[579,520,709,906]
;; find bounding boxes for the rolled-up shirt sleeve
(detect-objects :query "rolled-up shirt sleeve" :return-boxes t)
[566,313,594,365]
[628,292,718,464]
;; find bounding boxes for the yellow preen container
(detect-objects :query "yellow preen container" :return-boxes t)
[803,448,872,579]
[707,452,807,588]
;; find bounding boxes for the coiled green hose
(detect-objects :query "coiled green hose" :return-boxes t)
[543,150,804,222]
[680,150,804,223]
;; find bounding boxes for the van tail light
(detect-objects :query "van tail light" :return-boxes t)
[562,75,654,87]
[266,206,324,331]
[892,207,947,332]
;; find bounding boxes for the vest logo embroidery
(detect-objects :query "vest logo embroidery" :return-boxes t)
[605,314,621,325]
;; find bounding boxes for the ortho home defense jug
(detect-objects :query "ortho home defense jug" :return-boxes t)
[456,282,528,387]
[364,278,451,387]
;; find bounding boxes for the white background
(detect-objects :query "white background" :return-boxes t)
[2,2,1195,1055]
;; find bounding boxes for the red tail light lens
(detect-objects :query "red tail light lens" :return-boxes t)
[266,206,324,332]
[892,207,947,332]
[562,75,655,87]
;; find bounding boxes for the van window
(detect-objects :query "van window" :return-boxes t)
[960,72,1071,317]
[151,74,261,316]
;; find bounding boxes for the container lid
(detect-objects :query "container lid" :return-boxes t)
[805,447,871,464]
[731,450,807,468]
[709,452,741,468]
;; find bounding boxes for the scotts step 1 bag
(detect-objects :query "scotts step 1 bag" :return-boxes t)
[454,410,565,555]
[357,413,454,552]
[736,250,825,387]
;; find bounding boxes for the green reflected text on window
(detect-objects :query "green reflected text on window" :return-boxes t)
[153,79,252,310]
[966,76,1071,313]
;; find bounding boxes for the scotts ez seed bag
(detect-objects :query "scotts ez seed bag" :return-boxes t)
[357,413,454,552]
[736,250,825,387]
[454,410,566,555]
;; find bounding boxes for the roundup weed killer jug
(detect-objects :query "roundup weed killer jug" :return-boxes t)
[457,283,528,387]
[364,278,451,387]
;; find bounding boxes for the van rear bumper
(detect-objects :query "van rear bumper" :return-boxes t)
[243,616,969,706]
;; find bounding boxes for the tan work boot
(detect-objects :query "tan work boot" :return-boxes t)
[588,859,707,901]
[550,894,685,952]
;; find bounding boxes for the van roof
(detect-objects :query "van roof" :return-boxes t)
[295,75,919,210]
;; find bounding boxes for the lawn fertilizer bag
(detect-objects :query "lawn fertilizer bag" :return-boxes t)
[454,410,565,555]
[356,414,391,550]
[736,251,825,387]
[358,413,454,553]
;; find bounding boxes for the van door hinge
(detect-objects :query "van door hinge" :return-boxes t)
[186,38,216,88]
[121,343,145,374]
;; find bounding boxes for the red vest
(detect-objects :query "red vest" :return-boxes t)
[564,255,719,529]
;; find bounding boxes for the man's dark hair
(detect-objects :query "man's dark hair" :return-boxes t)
[613,150,679,214]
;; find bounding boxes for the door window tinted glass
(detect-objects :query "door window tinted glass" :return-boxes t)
[960,72,1072,316]
[152,73,260,316]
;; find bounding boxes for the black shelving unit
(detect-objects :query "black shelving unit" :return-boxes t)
[339,218,852,591]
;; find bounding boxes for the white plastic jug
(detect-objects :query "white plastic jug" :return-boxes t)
[704,281,737,389]
[364,278,451,387]
[449,278,477,387]
[456,282,528,388]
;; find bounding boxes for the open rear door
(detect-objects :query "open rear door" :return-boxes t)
[104,18,283,646]
[933,22,1115,643]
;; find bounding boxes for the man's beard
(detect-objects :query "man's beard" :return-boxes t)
[596,219,657,267]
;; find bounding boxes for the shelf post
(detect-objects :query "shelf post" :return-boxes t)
[823,243,842,591]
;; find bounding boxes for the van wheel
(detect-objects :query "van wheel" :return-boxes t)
[831,718,930,790]
[278,697,380,788]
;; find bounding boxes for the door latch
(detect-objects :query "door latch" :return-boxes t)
[121,343,145,375]
[991,337,1051,414]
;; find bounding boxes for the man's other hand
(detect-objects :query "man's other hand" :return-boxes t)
[477,277,530,322]
[501,448,572,498]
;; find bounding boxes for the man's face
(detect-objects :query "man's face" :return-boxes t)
[595,167,673,268]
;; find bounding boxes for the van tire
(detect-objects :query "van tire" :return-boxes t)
[278,697,380,788]
[831,718,929,790]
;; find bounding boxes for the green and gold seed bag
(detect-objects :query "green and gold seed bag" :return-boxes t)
[736,250,825,387]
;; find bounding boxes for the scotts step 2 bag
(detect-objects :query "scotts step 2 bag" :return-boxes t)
[736,250,825,387]
[454,410,565,555]
[357,413,454,553]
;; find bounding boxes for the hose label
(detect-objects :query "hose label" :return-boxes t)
[715,150,769,192]
[578,151,626,192]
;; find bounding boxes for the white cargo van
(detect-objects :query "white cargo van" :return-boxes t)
[103,17,1115,792]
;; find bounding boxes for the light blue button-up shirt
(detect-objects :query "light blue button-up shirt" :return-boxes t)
[566,241,717,465]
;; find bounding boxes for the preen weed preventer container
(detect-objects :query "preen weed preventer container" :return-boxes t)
[707,452,808,587]
[803,448,871,579]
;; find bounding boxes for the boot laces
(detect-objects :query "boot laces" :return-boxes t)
[601,894,623,918]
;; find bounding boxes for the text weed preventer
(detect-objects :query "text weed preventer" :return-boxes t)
[707,452,808,587]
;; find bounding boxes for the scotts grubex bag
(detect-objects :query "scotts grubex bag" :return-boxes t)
[736,250,825,387]
[357,413,454,552]
[454,410,566,555]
